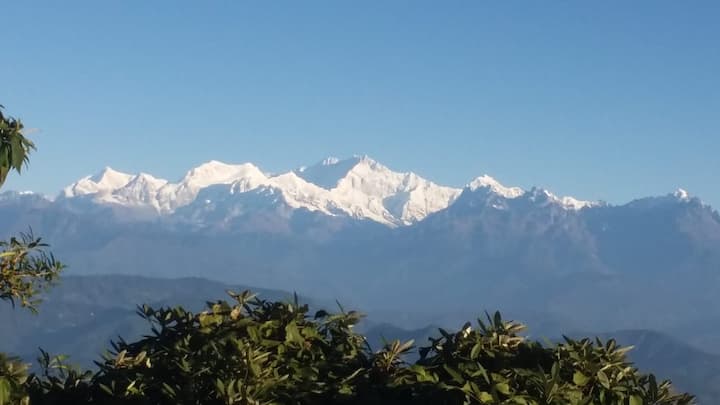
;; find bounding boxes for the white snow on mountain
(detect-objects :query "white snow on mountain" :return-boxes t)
[58,156,599,226]
[673,188,690,201]
[154,161,268,212]
[294,156,363,190]
[188,156,462,226]
[558,196,597,210]
[322,156,462,224]
[525,188,596,210]
[467,175,524,199]
[263,172,334,213]
[63,167,134,198]
[466,176,595,210]
[114,173,169,208]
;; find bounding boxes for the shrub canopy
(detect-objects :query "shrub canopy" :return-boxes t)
[19,291,695,405]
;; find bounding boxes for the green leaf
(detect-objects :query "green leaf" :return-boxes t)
[443,364,464,384]
[0,378,10,405]
[629,394,643,405]
[573,371,590,387]
[471,342,483,360]
[479,391,493,403]
[596,370,610,389]
[495,382,511,395]
[285,321,304,345]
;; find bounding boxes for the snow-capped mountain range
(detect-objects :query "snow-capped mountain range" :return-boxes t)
[57,155,596,226]
[3,154,720,343]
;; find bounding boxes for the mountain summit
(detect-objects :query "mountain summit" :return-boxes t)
[63,167,134,198]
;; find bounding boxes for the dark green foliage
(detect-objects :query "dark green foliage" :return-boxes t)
[0,233,63,404]
[598,330,720,404]
[0,105,34,188]
[0,232,63,313]
[0,353,29,405]
[20,292,694,405]
[0,104,63,405]
[0,105,62,314]
[26,292,372,404]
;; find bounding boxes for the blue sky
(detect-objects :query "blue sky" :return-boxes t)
[2,1,719,206]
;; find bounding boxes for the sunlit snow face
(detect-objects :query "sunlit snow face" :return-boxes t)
[57,156,603,226]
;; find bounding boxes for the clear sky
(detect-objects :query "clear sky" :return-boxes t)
[2,1,719,206]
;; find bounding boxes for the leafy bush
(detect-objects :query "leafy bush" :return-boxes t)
[0,354,30,405]
[20,291,694,405]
